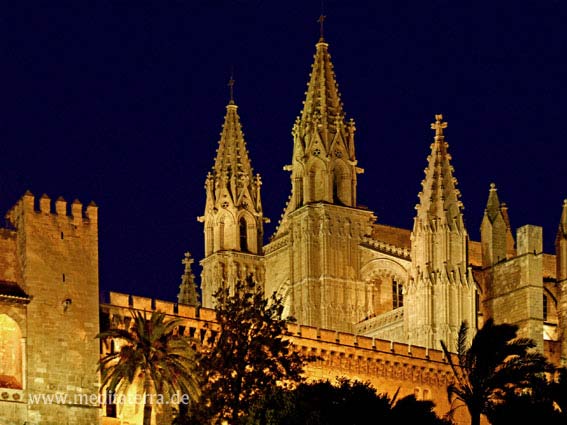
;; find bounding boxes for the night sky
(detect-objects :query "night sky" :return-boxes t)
[1,1,566,302]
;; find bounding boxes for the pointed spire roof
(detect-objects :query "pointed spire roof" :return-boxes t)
[416,114,463,225]
[178,252,200,307]
[213,97,254,182]
[299,36,346,130]
[485,182,502,222]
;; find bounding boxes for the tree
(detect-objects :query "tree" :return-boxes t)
[190,277,306,424]
[550,367,567,418]
[488,366,567,425]
[440,319,553,425]
[97,309,200,425]
[242,378,452,425]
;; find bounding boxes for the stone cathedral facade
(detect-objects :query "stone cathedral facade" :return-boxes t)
[198,34,566,357]
[0,34,566,425]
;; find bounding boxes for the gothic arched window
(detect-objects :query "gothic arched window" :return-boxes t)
[333,160,351,206]
[0,314,23,389]
[392,279,403,309]
[239,217,248,252]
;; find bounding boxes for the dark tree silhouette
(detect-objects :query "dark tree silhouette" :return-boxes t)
[440,319,553,425]
[242,378,452,425]
[488,365,567,425]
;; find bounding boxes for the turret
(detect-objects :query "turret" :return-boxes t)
[405,115,477,351]
[199,80,266,307]
[198,80,266,256]
[480,183,515,267]
[4,191,100,423]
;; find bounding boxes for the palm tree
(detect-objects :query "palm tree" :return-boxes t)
[440,319,552,425]
[97,309,200,425]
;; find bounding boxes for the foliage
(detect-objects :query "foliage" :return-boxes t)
[97,309,200,425]
[242,377,452,425]
[188,277,307,424]
[487,366,567,425]
[440,319,553,425]
[550,367,567,417]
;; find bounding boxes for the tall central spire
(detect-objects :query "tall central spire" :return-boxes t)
[299,38,347,137]
[275,29,361,237]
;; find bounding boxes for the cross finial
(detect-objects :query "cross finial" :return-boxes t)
[228,74,235,104]
[431,114,448,137]
[317,14,326,41]
[182,252,194,269]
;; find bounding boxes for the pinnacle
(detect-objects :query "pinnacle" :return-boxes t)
[484,182,502,223]
[416,115,463,225]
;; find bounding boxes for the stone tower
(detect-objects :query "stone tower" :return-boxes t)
[264,34,375,332]
[556,199,567,364]
[199,85,266,307]
[6,192,100,424]
[480,182,544,349]
[405,115,477,351]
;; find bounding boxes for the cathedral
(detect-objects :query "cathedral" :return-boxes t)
[194,33,566,356]
[0,31,565,425]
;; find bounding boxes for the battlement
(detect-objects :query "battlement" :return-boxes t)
[5,191,98,226]
[102,291,447,365]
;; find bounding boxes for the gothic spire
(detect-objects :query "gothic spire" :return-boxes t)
[481,182,516,266]
[407,114,476,352]
[198,83,266,257]
[485,183,501,223]
[212,94,254,191]
[415,114,464,229]
[274,31,360,238]
[298,36,347,139]
[177,252,200,306]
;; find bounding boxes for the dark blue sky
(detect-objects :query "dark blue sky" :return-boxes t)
[1,1,566,302]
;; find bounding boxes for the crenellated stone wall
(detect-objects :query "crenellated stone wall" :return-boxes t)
[100,291,469,424]
[0,191,101,425]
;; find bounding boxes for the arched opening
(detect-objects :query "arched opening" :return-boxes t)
[308,160,327,202]
[0,314,23,389]
[333,160,351,205]
[215,214,229,251]
[392,279,404,309]
[239,217,248,252]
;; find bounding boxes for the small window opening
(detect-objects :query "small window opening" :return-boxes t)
[392,279,403,309]
[239,218,248,252]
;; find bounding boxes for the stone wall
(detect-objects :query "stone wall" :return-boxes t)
[5,192,101,425]
[101,292,469,425]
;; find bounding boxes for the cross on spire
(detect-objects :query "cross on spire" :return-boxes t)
[182,252,194,270]
[317,14,326,41]
[431,114,448,137]
[228,73,235,104]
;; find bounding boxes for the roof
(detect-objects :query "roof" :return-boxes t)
[370,224,411,249]
[0,280,30,303]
